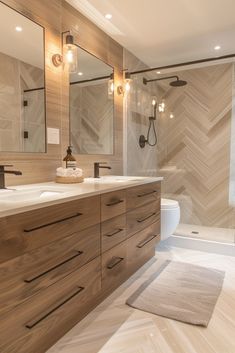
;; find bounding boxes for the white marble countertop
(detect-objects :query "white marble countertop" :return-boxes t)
[0,176,163,218]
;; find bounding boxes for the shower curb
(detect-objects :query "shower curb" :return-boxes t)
[158,235,235,257]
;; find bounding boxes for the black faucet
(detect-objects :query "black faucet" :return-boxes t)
[94,162,111,178]
[0,165,22,189]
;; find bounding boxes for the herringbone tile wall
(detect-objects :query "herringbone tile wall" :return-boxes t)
[157,63,235,229]
[124,49,235,237]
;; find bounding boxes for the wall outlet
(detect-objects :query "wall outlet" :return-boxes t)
[47,127,60,144]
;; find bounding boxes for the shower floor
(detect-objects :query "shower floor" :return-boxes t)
[174,223,235,244]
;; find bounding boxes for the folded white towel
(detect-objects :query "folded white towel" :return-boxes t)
[56,167,83,178]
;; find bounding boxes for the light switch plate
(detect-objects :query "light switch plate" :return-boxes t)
[47,127,60,145]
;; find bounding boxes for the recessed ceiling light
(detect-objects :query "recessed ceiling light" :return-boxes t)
[214,45,221,51]
[105,14,112,20]
[156,71,161,74]
[15,26,22,32]
[78,72,83,76]
[169,113,174,119]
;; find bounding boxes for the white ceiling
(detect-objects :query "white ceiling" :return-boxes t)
[66,0,235,68]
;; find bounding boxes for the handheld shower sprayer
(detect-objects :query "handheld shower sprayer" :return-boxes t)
[139,99,158,148]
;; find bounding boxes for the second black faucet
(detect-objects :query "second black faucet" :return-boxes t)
[94,162,111,178]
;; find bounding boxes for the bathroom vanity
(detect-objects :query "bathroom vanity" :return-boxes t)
[0,176,162,353]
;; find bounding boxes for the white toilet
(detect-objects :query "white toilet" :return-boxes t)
[161,198,180,240]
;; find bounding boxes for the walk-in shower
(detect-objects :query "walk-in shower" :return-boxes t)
[139,75,187,148]
[124,49,235,244]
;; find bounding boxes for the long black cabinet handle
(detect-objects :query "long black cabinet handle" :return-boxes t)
[105,228,124,237]
[137,190,157,198]
[25,286,84,329]
[137,234,159,248]
[24,251,83,283]
[106,199,124,207]
[24,212,83,233]
[107,256,124,269]
[137,212,156,223]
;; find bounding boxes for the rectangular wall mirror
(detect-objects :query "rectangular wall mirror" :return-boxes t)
[0,2,45,153]
[70,45,114,155]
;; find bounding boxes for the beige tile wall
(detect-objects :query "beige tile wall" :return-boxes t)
[156,63,234,229]
[124,49,235,230]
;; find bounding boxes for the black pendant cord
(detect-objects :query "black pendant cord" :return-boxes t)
[146,119,157,146]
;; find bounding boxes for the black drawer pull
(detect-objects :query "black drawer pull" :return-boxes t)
[24,251,83,283]
[105,228,124,237]
[137,212,156,223]
[25,286,84,329]
[137,190,157,198]
[107,256,124,269]
[106,199,124,207]
[137,234,159,248]
[24,212,83,233]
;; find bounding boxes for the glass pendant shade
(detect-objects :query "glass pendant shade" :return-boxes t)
[108,73,114,96]
[63,34,78,73]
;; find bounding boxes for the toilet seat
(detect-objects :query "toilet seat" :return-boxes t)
[161,198,179,209]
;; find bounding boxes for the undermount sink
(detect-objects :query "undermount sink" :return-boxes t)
[0,186,71,204]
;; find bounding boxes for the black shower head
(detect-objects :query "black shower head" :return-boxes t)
[169,78,187,87]
[143,75,187,87]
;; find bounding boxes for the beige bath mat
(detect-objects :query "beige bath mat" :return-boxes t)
[126,260,225,326]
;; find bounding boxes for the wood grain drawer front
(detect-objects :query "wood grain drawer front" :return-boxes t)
[101,190,126,221]
[126,200,160,238]
[101,214,126,253]
[0,224,100,317]
[127,222,160,274]
[0,195,100,264]
[126,182,161,210]
[102,241,127,289]
[0,257,101,353]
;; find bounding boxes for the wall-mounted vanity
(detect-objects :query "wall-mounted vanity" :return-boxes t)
[0,176,162,353]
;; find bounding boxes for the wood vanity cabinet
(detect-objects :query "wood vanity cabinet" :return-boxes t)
[100,181,161,292]
[0,196,100,264]
[101,213,126,252]
[0,181,161,353]
[0,224,100,317]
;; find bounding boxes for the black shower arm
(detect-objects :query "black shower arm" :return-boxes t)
[143,75,179,85]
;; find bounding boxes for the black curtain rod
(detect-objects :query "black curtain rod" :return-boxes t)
[70,75,110,85]
[129,53,235,75]
[23,87,45,93]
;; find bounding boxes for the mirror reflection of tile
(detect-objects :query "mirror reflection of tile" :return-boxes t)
[0,1,45,153]
[69,46,114,155]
